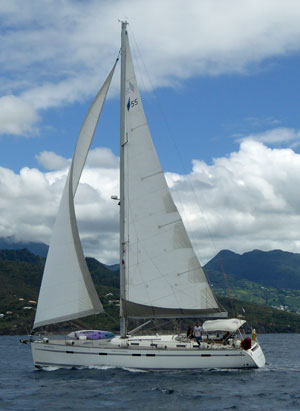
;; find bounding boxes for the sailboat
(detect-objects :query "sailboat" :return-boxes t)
[28,22,265,370]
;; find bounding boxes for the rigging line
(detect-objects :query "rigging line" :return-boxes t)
[104,309,120,325]
[127,27,152,95]
[128,26,235,314]
[134,318,178,334]
[216,254,236,316]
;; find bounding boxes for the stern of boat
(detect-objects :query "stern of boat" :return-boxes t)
[244,341,265,368]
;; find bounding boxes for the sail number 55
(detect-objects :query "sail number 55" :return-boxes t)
[127,97,138,111]
[131,98,138,107]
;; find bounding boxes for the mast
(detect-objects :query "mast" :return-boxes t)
[119,21,128,337]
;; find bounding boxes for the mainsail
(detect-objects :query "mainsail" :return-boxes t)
[34,63,117,328]
[121,31,225,318]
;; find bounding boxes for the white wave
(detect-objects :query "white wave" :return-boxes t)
[42,366,61,371]
[122,367,148,373]
[87,365,117,370]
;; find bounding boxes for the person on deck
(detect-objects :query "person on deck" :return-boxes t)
[193,321,203,346]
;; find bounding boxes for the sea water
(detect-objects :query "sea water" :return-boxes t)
[0,334,299,410]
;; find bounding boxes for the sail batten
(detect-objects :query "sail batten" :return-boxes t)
[122,31,223,319]
[33,62,117,329]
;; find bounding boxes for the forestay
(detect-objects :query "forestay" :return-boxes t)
[33,63,117,328]
[121,31,225,319]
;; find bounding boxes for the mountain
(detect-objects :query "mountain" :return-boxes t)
[0,249,120,335]
[106,264,120,272]
[87,257,119,288]
[0,237,48,257]
[2,247,300,334]
[205,249,300,290]
[0,249,44,299]
[218,296,300,333]
[204,249,300,315]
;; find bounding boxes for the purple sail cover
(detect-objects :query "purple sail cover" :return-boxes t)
[74,330,115,340]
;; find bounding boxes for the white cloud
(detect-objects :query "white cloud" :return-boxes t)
[2,0,300,136]
[237,127,300,145]
[86,147,119,169]
[2,139,300,264]
[0,147,120,264]
[0,95,39,135]
[167,139,300,264]
[36,151,70,170]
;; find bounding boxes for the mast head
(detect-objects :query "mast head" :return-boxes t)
[118,19,129,29]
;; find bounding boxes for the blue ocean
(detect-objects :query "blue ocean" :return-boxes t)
[1,334,299,410]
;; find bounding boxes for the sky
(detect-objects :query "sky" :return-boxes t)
[1,0,300,265]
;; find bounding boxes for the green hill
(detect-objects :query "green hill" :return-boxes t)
[0,238,48,257]
[205,249,300,289]
[204,249,300,314]
[0,249,120,335]
[1,247,300,334]
[218,296,300,333]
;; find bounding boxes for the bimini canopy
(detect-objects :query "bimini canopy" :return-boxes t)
[203,318,246,333]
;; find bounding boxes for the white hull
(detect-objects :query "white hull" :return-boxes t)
[31,335,265,370]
